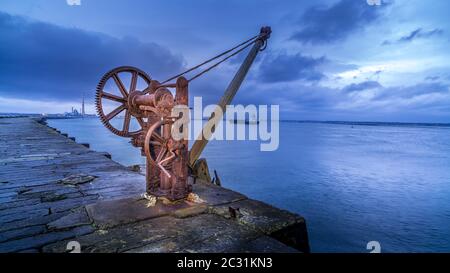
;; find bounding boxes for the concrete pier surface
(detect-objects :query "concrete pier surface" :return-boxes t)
[0,117,309,253]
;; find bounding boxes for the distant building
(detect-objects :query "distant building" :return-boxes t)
[44,94,96,119]
[82,94,85,117]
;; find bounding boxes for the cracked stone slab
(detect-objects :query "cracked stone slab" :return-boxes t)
[43,216,185,253]
[44,214,284,253]
[211,199,309,252]
[171,204,209,219]
[0,212,70,233]
[0,208,50,224]
[40,192,68,202]
[235,236,299,253]
[47,208,92,230]
[0,225,94,253]
[192,180,247,205]
[59,174,96,185]
[86,196,193,229]
[211,199,303,233]
[0,225,46,243]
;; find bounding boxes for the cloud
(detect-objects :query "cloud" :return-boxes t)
[290,0,386,44]
[239,76,450,121]
[382,28,444,45]
[425,75,440,81]
[0,12,184,101]
[399,28,443,42]
[338,82,450,118]
[343,81,383,92]
[377,82,449,100]
[258,53,326,83]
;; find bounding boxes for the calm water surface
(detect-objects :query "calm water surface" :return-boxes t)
[48,118,450,252]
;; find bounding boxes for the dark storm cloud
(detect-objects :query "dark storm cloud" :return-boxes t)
[233,81,342,117]
[290,0,386,44]
[382,28,444,45]
[399,28,443,42]
[425,75,440,81]
[288,84,339,110]
[258,53,326,83]
[341,80,448,100]
[377,82,449,100]
[293,81,446,111]
[0,12,184,101]
[343,80,383,92]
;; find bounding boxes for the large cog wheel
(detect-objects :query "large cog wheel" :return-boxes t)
[95,66,151,137]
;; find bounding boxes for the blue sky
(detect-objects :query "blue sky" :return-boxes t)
[0,0,449,122]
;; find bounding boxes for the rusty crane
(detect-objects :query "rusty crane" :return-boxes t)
[95,27,271,201]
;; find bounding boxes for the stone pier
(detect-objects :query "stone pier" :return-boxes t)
[0,117,309,253]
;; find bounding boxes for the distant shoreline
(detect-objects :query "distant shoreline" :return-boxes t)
[1,113,449,128]
[280,120,450,128]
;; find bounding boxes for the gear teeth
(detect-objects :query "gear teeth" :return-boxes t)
[95,66,151,138]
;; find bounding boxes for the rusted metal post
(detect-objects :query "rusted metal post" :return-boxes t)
[189,26,271,166]
[171,76,191,199]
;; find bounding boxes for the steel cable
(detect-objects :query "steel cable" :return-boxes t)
[161,35,259,84]
[187,40,256,82]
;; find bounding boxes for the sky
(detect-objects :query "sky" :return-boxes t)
[0,0,449,122]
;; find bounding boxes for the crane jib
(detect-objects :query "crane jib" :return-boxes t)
[189,27,271,166]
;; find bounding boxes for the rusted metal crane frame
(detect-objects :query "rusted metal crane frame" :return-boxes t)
[95,27,271,201]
